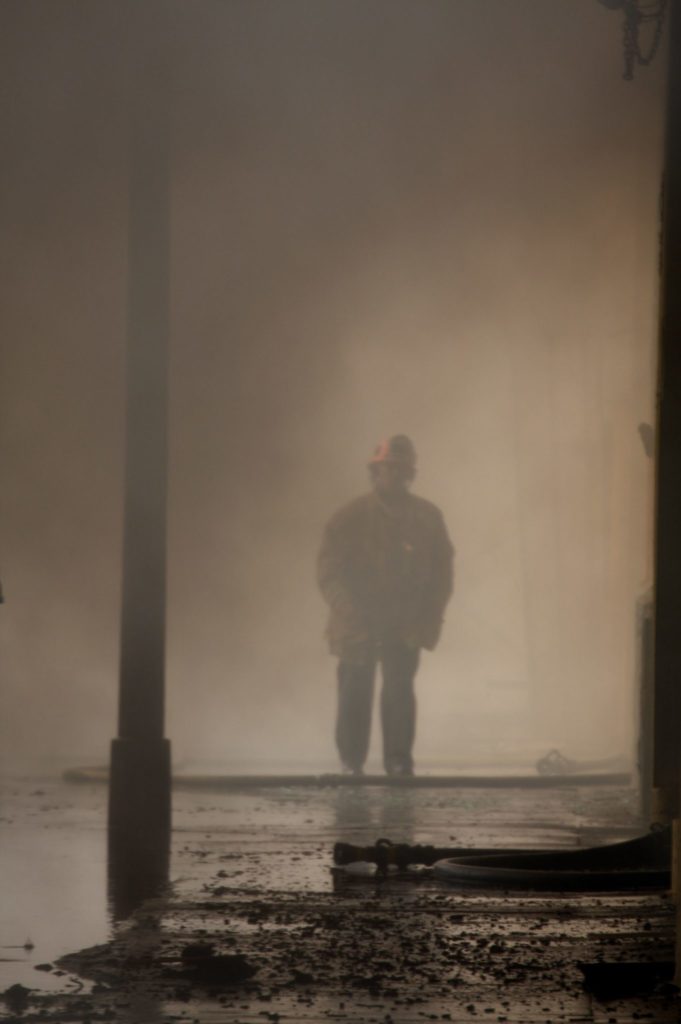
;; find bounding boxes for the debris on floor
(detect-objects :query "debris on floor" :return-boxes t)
[2,776,679,1021]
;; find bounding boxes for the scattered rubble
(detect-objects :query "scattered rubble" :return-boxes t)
[2,982,31,1015]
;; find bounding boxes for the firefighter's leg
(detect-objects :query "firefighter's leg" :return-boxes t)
[380,644,420,775]
[336,659,376,773]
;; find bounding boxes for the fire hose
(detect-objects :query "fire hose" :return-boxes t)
[333,827,670,891]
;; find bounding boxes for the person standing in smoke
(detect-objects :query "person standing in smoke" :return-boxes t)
[317,436,454,776]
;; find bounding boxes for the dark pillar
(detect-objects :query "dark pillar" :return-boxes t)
[653,0,681,822]
[108,3,171,916]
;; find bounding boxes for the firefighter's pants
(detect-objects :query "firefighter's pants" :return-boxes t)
[335,643,420,773]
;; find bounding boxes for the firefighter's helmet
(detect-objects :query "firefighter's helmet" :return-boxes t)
[368,435,417,470]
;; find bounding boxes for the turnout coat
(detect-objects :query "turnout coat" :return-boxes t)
[317,491,454,663]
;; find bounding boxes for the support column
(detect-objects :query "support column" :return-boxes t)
[653,1,681,828]
[108,3,171,917]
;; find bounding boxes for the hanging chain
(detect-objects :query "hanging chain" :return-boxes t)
[599,0,667,80]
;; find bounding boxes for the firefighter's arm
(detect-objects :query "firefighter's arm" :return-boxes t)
[317,518,358,618]
[420,512,454,650]
[431,509,454,612]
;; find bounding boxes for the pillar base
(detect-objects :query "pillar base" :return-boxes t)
[108,737,171,919]
[674,820,681,987]
[652,785,679,827]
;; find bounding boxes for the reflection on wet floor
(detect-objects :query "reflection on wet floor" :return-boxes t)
[108,813,170,922]
[332,784,421,840]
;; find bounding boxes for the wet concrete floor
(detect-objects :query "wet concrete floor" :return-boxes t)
[1,774,678,1022]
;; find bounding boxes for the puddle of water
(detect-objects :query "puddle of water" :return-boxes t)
[0,782,109,995]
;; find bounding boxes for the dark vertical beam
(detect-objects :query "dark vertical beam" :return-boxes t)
[653,0,681,820]
[108,2,171,915]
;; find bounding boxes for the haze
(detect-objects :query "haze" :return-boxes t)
[0,0,666,774]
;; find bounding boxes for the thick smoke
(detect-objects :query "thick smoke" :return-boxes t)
[0,0,665,773]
